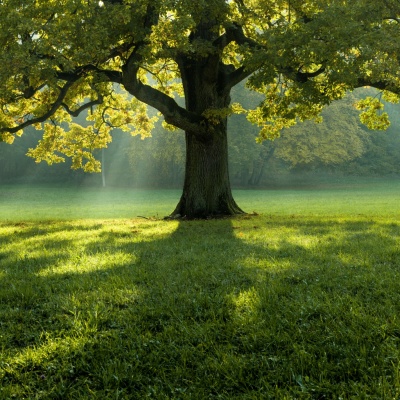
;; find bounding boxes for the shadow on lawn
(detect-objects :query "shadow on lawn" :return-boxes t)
[2,216,400,398]
[0,221,105,285]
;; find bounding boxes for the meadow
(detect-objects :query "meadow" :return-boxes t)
[1,181,400,398]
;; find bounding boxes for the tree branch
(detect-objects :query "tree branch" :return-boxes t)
[56,65,122,84]
[225,22,259,49]
[296,65,326,82]
[61,92,104,117]
[0,79,78,134]
[120,6,208,137]
[123,77,204,135]
[214,24,261,93]
[223,65,254,92]
[356,77,400,94]
[281,64,326,83]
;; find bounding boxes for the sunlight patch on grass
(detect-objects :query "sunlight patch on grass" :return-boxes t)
[3,189,400,397]
[231,287,260,323]
[8,336,88,372]
[37,251,137,277]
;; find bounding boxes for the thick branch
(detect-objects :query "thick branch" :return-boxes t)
[212,23,248,51]
[123,76,204,135]
[57,65,122,84]
[281,64,326,83]
[120,6,208,137]
[124,47,207,136]
[356,77,400,94]
[223,64,254,92]
[222,22,259,49]
[296,65,326,82]
[214,23,261,93]
[0,79,78,134]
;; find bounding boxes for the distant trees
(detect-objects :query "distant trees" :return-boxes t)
[2,88,400,187]
[228,89,400,186]
[342,101,400,176]
[1,1,400,217]
[127,125,185,187]
[273,93,369,169]
[0,128,85,184]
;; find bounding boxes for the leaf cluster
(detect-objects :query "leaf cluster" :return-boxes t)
[1,0,400,169]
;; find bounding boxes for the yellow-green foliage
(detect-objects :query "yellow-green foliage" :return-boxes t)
[355,97,391,131]
[0,0,399,172]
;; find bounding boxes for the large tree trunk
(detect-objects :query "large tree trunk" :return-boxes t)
[122,19,253,219]
[169,48,245,218]
[171,126,244,218]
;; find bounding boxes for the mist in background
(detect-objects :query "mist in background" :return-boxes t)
[2,86,400,189]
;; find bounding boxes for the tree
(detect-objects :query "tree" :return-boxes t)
[228,90,373,185]
[341,97,400,176]
[0,0,399,218]
[274,92,370,169]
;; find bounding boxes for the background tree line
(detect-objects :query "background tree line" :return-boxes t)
[1,86,400,188]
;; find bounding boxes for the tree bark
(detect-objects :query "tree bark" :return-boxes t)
[171,126,244,218]
[120,17,255,219]
[167,50,245,218]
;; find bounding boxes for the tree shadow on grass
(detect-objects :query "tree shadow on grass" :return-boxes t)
[0,221,106,290]
[1,216,400,398]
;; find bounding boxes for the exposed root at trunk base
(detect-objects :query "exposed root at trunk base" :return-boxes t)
[165,195,246,220]
[163,211,262,221]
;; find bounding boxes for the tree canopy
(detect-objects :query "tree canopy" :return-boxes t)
[1,0,399,216]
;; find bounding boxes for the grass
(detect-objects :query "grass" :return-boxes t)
[1,181,400,398]
[1,177,400,220]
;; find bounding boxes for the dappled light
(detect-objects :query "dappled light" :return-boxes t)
[2,214,400,397]
[37,251,137,278]
[231,287,261,324]
[2,0,400,395]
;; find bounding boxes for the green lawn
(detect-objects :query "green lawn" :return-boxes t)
[1,182,400,398]
[1,178,400,220]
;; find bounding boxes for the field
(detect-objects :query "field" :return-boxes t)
[1,178,400,220]
[1,182,400,398]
